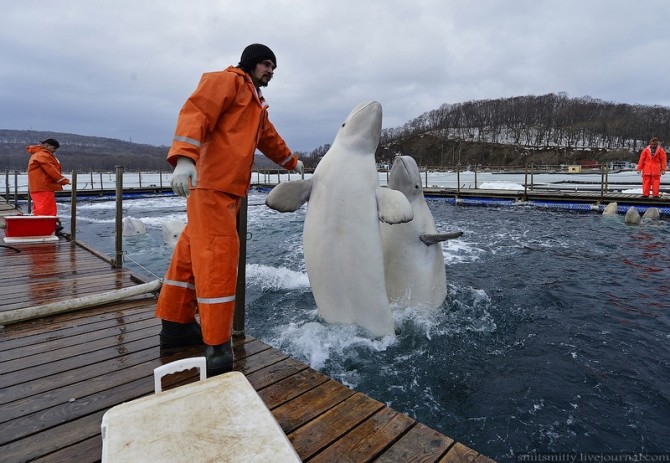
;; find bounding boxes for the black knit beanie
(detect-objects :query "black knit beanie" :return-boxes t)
[238,43,276,69]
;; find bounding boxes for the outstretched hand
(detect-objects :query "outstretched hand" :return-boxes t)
[293,160,304,176]
[171,157,197,197]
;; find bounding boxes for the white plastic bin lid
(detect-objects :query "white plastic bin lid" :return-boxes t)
[101,371,300,463]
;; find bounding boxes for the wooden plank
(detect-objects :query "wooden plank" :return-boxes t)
[0,273,137,309]
[439,442,495,463]
[0,375,153,446]
[245,357,310,390]
[235,343,288,375]
[0,327,159,386]
[258,368,331,409]
[271,378,356,434]
[0,409,106,463]
[29,435,102,463]
[307,407,415,463]
[0,324,159,375]
[1,314,158,361]
[289,392,385,460]
[376,422,455,462]
[0,303,155,351]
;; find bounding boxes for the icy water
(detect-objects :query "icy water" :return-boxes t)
[57,191,670,461]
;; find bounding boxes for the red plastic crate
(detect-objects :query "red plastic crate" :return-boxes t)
[4,216,57,237]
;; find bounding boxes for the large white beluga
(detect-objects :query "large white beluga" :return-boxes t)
[265,101,413,337]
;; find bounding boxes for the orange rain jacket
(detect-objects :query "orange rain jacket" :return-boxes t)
[25,145,69,192]
[167,66,298,196]
[637,145,667,176]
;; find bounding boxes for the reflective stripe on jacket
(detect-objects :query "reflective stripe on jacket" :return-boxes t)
[637,145,667,176]
[25,145,67,192]
[167,66,298,196]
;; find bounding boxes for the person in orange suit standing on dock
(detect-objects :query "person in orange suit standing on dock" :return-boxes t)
[25,138,70,216]
[155,44,303,377]
[636,137,667,198]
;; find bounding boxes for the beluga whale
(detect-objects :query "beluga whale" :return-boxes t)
[266,101,413,337]
[381,155,463,309]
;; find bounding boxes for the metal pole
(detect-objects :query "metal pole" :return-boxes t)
[530,164,534,190]
[13,171,19,208]
[456,165,461,196]
[70,168,78,242]
[474,165,478,189]
[100,172,104,194]
[114,166,124,268]
[27,181,32,214]
[5,169,9,200]
[524,163,528,201]
[233,195,248,335]
[138,170,142,188]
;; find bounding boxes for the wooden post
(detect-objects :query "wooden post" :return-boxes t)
[13,170,19,208]
[114,166,124,269]
[233,195,248,336]
[70,169,78,241]
[99,172,104,194]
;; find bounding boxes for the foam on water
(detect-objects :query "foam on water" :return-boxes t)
[246,263,309,290]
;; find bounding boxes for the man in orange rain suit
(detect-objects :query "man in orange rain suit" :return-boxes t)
[636,137,667,198]
[25,138,70,216]
[155,44,303,377]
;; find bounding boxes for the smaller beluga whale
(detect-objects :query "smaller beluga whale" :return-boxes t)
[642,207,660,221]
[162,220,186,247]
[266,101,413,337]
[602,202,618,216]
[624,206,641,225]
[122,217,146,236]
[381,156,462,309]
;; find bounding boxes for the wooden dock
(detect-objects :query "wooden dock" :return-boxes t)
[0,203,494,462]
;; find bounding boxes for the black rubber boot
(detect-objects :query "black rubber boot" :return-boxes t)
[205,340,234,377]
[159,320,203,348]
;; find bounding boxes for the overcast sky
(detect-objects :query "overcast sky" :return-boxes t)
[2,0,668,152]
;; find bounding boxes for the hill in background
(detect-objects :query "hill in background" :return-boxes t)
[3,93,669,172]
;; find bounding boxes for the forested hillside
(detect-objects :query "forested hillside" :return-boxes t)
[373,93,670,168]
[3,93,669,171]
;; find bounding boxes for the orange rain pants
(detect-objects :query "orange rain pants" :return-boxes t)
[155,189,241,345]
[30,191,57,216]
[642,174,661,197]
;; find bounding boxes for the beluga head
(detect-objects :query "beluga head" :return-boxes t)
[388,155,423,201]
[333,101,382,153]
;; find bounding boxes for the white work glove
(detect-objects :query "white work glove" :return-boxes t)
[293,160,304,176]
[171,157,197,198]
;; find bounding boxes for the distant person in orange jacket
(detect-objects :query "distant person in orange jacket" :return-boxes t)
[636,137,667,198]
[155,44,303,377]
[25,138,70,216]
